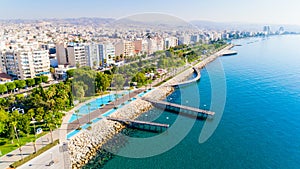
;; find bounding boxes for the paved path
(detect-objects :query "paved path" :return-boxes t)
[66,89,143,132]
[17,145,66,169]
[0,130,60,169]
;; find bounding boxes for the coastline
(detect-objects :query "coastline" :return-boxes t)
[67,44,234,169]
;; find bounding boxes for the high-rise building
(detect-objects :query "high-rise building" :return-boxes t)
[115,40,135,57]
[32,50,50,77]
[190,35,199,44]
[1,49,50,79]
[263,26,271,35]
[67,44,87,68]
[133,40,148,55]
[1,50,20,79]
[279,27,285,35]
[99,44,115,66]
[17,50,35,79]
[85,44,100,68]
[164,37,178,49]
[56,43,68,65]
[178,35,190,45]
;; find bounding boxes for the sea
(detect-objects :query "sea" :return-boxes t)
[86,35,300,169]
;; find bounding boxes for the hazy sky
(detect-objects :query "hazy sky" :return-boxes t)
[1,0,300,25]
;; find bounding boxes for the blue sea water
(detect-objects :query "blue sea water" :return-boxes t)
[93,35,300,169]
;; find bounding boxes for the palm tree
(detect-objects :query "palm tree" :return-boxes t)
[75,110,80,129]
[86,103,92,124]
[100,86,104,107]
[44,112,55,143]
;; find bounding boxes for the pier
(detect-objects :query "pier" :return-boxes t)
[172,67,201,87]
[221,50,238,56]
[142,98,215,116]
[106,117,169,132]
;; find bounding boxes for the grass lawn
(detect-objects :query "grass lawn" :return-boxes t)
[0,132,48,157]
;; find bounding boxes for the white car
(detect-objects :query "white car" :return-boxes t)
[36,128,43,135]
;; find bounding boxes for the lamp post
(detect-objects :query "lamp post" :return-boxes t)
[86,103,92,124]
[31,117,37,153]
[49,152,54,166]
[14,126,23,160]
[75,110,80,129]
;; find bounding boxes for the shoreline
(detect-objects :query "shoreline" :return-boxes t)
[67,44,234,168]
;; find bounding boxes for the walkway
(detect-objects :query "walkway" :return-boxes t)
[0,130,60,169]
[66,89,143,133]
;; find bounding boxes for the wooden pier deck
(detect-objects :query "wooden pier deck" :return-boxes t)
[106,117,170,129]
[142,98,215,116]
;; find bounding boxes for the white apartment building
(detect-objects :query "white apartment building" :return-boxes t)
[164,37,178,50]
[32,50,50,77]
[115,40,135,57]
[99,44,115,66]
[17,50,35,79]
[85,44,100,68]
[67,44,87,68]
[0,49,50,79]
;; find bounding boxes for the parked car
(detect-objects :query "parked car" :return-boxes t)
[36,128,43,135]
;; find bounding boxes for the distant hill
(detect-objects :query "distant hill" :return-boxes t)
[1,17,300,32]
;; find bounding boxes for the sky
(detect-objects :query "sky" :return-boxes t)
[1,0,300,25]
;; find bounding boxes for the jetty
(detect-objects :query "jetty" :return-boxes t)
[221,50,238,56]
[106,117,169,132]
[172,67,201,87]
[142,98,215,116]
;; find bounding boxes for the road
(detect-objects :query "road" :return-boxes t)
[0,81,62,98]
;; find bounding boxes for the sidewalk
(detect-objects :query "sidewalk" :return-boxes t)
[0,130,60,169]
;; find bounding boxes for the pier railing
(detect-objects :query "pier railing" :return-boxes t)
[142,98,215,116]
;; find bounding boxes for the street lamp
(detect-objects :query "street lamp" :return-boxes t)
[86,103,92,124]
[14,127,23,160]
[49,152,54,166]
[31,117,37,153]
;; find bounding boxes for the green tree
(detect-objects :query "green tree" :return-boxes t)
[0,84,8,94]
[35,107,45,122]
[132,72,147,86]
[7,110,21,142]
[44,111,60,143]
[95,72,111,92]
[112,74,125,91]
[34,77,42,85]
[6,82,16,93]
[40,75,49,83]
[73,81,87,99]
[66,69,75,78]
[0,109,8,134]
[14,80,26,89]
[26,78,35,87]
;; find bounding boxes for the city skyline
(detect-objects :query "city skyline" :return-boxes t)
[1,0,300,25]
